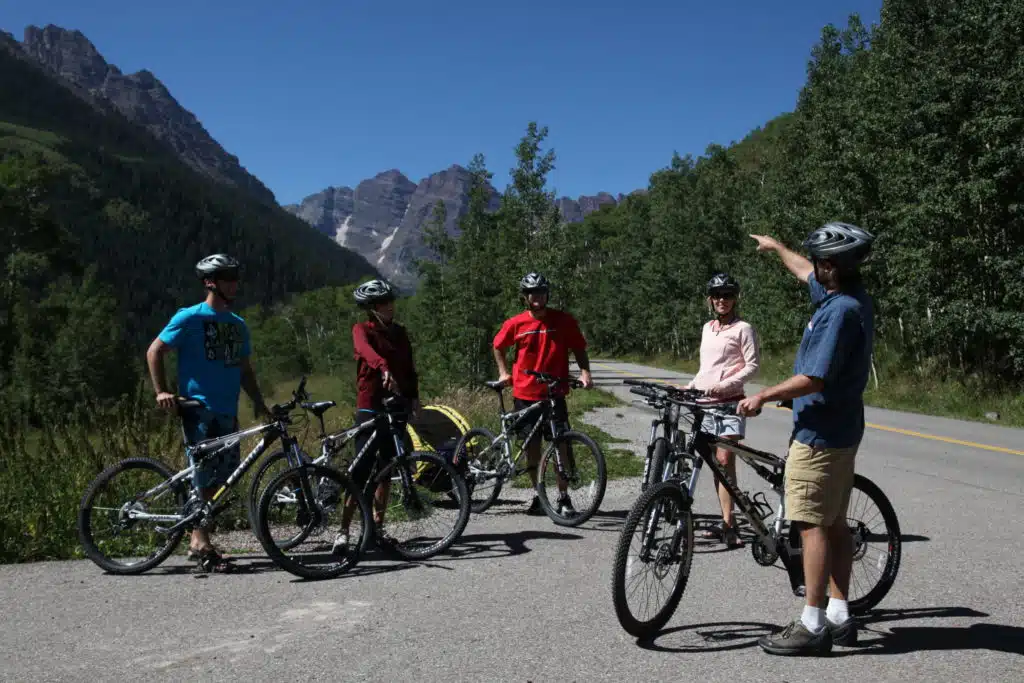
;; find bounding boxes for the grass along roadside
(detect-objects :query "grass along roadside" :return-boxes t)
[603,349,1024,428]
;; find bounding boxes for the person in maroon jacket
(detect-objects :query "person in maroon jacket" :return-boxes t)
[493,272,593,516]
[334,279,420,553]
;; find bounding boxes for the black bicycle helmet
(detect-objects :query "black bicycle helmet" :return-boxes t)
[706,272,740,296]
[519,272,550,294]
[803,222,875,267]
[195,253,240,280]
[353,279,396,306]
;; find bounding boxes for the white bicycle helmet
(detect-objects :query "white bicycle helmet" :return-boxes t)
[195,253,240,280]
[353,279,396,306]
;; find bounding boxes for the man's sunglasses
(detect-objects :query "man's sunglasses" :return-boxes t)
[709,292,736,300]
[216,271,240,282]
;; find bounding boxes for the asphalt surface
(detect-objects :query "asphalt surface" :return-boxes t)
[2,359,1022,682]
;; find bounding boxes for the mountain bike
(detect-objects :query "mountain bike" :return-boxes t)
[451,370,606,527]
[610,380,902,638]
[77,378,371,580]
[250,393,471,567]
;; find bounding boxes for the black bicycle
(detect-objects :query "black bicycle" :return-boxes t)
[451,370,607,526]
[77,378,372,579]
[611,380,902,638]
[250,394,471,568]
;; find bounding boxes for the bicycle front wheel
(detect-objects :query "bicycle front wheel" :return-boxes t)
[376,451,470,560]
[77,457,187,575]
[255,464,370,580]
[537,430,606,526]
[642,437,669,492]
[611,480,694,639]
[453,427,503,514]
[247,448,314,549]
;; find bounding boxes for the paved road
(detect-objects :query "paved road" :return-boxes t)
[2,360,1022,682]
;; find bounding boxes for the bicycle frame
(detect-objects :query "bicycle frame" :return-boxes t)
[138,418,309,535]
[628,381,785,548]
[316,406,417,491]
[485,400,558,472]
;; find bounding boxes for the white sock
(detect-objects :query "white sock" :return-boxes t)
[826,598,849,625]
[801,605,826,633]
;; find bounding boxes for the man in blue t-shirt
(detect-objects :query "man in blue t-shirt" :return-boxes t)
[738,223,876,656]
[146,253,270,572]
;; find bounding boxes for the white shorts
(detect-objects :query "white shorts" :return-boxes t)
[700,411,746,439]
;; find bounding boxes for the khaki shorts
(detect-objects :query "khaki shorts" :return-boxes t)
[784,440,858,526]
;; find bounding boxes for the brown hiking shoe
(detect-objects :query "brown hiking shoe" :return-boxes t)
[759,619,833,656]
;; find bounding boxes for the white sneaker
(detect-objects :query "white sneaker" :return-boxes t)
[331,532,349,555]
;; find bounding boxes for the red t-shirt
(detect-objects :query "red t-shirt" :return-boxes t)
[492,309,587,401]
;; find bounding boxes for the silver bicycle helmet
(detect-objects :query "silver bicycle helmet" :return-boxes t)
[353,279,396,306]
[804,222,875,267]
[195,253,240,280]
[519,272,550,293]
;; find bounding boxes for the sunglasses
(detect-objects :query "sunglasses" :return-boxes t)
[216,272,239,283]
[709,292,736,300]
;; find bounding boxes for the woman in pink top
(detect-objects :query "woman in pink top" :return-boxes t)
[684,273,760,548]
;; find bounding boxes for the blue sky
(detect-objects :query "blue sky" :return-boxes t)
[4,0,883,205]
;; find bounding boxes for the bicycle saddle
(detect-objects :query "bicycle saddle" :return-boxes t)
[484,380,506,392]
[301,400,336,416]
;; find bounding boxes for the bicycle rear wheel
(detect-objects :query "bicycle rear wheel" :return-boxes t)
[537,431,606,526]
[611,481,694,639]
[376,451,470,560]
[846,474,901,613]
[782,473,902,614]
[77,457,187,575]
[255,464,370,580]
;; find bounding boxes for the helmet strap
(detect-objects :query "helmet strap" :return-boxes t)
[369,305,394,327]
[204,281,234,308]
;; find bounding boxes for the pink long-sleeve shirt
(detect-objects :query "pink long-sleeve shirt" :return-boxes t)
[688,318,760,398]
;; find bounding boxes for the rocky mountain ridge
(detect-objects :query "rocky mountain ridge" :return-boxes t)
[286,174,627,289]
[16,24,276,205]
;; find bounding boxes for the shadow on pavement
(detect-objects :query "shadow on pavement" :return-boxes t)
[108,555,281,577]
[636,620,777,653]
[439,529,585,562]
[845,606,1023,656]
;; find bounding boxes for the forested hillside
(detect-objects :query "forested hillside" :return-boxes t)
[0,44,377,417]
[408,1,1024,396]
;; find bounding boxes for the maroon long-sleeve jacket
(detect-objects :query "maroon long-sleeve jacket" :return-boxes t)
[352,320,419,410]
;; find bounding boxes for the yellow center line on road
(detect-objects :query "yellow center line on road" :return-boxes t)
[590,361,1024,456]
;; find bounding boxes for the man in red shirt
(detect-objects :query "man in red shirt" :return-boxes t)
[335,279,420,553]
[492,272,594,515]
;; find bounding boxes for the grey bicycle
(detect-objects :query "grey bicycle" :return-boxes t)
[77,377,372,580]
[451,370,607,527]
[611,380,902,638]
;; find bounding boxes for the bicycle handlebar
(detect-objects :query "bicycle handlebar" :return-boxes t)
[622,379,761,417]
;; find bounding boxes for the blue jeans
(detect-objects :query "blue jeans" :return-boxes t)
[182,407,240,490]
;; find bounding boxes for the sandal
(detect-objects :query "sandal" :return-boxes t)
[192,546,236,574]
[723,524,745,549]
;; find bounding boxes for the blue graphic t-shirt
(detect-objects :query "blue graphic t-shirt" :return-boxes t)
[792,273,874,449]
[158,303,251,417]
